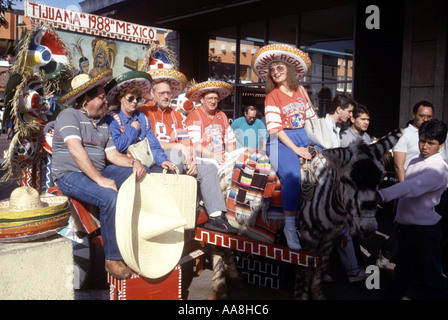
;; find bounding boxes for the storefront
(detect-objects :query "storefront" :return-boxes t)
[82,0,448,138]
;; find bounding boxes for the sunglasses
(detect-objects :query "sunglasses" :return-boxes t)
[125,95,143,104]
[269,65,286,74]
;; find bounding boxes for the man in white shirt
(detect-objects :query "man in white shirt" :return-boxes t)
[378,119,448,299]
[324,93,355,148]
[323,93,369,283]
[393,101,434,182]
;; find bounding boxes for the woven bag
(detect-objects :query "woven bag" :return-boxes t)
[126,137,155,168]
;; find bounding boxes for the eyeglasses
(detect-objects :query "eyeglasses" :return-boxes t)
[155,91,172,97]
[269,65,286,74]
[125,95,143,104]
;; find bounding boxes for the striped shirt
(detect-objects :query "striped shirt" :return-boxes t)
[264,87,316,135]
[138,102,190,143]
[51,107,115,181]
[185,106,236,153]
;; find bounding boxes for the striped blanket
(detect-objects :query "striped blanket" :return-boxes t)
[225,150,282,243]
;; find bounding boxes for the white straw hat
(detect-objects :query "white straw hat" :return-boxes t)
[115,171,197,279]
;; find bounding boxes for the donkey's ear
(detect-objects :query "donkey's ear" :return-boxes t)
[368,128,403,161]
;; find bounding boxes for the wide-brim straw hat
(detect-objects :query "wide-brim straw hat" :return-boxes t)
[185,80,233,103]
[115,171,197,279]
[104,71,153,105]
[146,69,187,99]
[57,69,113,107]
[0,187,70,242]
[251,44,311,81]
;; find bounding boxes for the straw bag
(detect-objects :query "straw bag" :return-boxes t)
[304,118,334,149]
[115,170,197,278]
[127,138,155,168]
[297,85,333,149]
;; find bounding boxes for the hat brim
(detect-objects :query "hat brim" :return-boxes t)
[57,69,113,107]
[0,195,70,243]
[105,71,153,105]
[116,172,197,279]
[147,69,187,98]
[251,44,311,81]
[186,81,233,103]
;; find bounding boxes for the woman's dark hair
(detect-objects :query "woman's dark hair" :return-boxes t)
[419,119,448,144]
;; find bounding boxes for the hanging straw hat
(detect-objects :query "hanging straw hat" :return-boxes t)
[115,171,197,279]
[251,44,311,81]
[0,187,70,242]
[185,80,233,103]
[57,69,113,107]
[104,70,153,105]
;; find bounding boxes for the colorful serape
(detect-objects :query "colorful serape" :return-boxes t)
[226,150,282,243]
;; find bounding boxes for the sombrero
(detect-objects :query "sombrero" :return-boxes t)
[147,69,187,99]
[57,69,113,107]
[0,187,70,243]
[115,171,197,279]
[185,80,233,103]
[251,44,311,81]
[104,71,153,105]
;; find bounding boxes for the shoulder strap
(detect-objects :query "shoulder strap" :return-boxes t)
[299,85,314,108]
[108,110,126,133]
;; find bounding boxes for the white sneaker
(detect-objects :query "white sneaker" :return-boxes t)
[283,227,302,250]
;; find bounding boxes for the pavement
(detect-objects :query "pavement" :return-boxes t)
[0,133,441,301]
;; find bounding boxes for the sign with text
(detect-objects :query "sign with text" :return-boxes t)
[24,0,157,44]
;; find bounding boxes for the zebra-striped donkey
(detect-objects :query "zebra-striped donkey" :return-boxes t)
[294,128,402,299]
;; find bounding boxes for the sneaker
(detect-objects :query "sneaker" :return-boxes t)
[346,268,368,283]
[204,214,239,234]
[283,227,302,250]
[376,250,396,273]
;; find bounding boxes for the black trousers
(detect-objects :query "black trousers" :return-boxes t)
[384,222,448,300]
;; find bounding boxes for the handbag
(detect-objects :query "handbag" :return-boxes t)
[298,85,334,149]
[127,137,155,168]
[304,118,334,149]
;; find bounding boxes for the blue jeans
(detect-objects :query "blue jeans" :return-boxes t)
[55,165,134,260]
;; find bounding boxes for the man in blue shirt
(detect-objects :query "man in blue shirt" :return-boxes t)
[230,105,268,151]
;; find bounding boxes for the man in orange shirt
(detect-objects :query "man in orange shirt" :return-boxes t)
[185,81,236,166]
[138,78,237,234]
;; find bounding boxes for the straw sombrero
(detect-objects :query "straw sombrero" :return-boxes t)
[185,80,233,103]
[251,44,311,81]
[57,69,113,107]
[104,71,153,105]
[147,69,187,99]
[115,171,197,279]
[0,187,70,242]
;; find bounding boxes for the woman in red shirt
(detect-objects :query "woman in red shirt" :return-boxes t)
[252,44,317,250]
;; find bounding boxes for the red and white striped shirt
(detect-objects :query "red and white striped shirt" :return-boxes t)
[185,106,236,153]
[264,87,316,135]
[138,102,190,143]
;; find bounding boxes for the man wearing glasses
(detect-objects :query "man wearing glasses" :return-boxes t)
[138,80,238,234]
[52,70,148,280]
